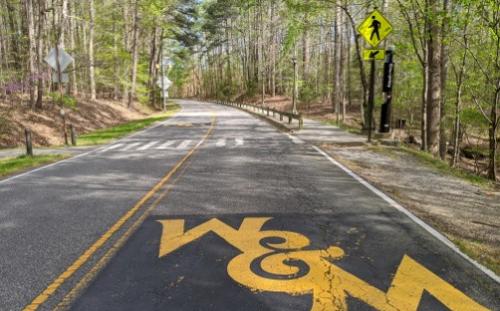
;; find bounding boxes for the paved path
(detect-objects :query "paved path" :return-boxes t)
[0,100,498,311]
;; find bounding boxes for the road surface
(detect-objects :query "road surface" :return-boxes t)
[0,100,498,311]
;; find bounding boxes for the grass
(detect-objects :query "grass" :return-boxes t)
[0,154,69,178]
[78,103,180,146]
[398,146,493,188]
[451,237,500,276]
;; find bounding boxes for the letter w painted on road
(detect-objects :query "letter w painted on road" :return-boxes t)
[157,217,489,311]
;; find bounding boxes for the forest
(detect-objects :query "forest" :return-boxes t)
[0,0,499,181]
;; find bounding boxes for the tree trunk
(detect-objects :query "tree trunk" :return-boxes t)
[24,0,36,108]
[35,0,46,109]
[439,0,450,160]
[89,0,96,100]
[128,0,139,108]
[426,0,442,155]
[488,84,499,180]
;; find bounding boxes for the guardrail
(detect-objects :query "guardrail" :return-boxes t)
[215,100,303,129]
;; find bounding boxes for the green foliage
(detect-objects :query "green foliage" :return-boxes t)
[299,82,319,104]
[460,108,489,130]
[48,93,77,109]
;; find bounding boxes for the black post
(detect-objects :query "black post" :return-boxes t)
[25,129,33,156]
[380,48,394,133]
[367,59,376,142]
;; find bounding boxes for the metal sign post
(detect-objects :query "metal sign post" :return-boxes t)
[357,9,393,141]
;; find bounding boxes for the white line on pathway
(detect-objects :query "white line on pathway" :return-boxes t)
[216,139,226,147]
[99,143,125,153]
[176,140,192,149]
[286,133,304,144]
[137,141,159,151]
[156,140,177,150]
[312,145,500,284]
[120,142,142,151]
[235,138,244,147]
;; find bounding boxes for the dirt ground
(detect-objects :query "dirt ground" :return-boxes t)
[0,98,156,148]
[322,144,500,274]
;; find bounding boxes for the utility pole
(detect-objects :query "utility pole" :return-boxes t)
[292,51,298,114]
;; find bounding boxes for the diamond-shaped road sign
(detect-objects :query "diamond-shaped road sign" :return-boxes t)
[44,47,74,71]
[157,76,172,90]
[358,10,393,48]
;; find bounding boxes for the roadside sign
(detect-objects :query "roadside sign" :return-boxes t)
[44,47,74,71]
[162,57,173,67]
[358,10,393,47]
[363,49,386,61]
[51,73,69,83]
[157,76,172,90]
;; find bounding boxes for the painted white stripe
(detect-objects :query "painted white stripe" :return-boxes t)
[156,140,177,150]
[235,138,244,146]
[176,140,192,149]
[216,139,226,147]
[99,143,124,153]
[137,141,159,151]
[286,133,304,144]
[120,142,142,151]
[312,145,500,283]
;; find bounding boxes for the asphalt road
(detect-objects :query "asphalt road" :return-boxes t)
[0,100,498,311]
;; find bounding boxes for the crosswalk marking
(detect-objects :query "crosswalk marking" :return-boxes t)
[216,139,226,147]
[176,140,192,149]
[137,141,159,151]
[100,137,247,154]
[100,143,124,153]
[287,133,304,144]
[120,142,142,151]
[156,140,177,150]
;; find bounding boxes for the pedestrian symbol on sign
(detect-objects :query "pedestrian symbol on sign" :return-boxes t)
[369,16,381,41]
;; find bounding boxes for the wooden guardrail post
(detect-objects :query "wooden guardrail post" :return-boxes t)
[279,113,283,121]
[70,124,77,146]
[25,128,33,156]
[288,115,292,124]
[299,116,304,129]
[267,107,270,116]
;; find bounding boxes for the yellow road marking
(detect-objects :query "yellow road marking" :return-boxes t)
[158,217,490,311]
[23,115,216,311]
[54,144,198,311]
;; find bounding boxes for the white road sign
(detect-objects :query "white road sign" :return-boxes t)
[157,76,172,90]
[44,47,74,71]
[52,73,69,83]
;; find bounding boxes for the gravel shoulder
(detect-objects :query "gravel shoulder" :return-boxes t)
[322,143,500,275]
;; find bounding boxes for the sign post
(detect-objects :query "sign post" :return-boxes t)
[157,75,172,111]
[357,9,393,142]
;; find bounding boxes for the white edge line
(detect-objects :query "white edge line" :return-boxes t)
[312,145,500,284]
[0,107,183,185]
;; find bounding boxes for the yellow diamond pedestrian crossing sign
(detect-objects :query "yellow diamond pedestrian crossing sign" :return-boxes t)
[358,10,393,47]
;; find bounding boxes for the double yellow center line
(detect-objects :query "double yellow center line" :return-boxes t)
[24,115,216,311]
